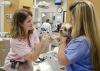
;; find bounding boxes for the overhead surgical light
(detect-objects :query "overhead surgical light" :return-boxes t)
[37,1,50,9]
[0,1,12,6]
[42,13,46,17]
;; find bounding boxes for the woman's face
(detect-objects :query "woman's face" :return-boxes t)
[22,15,33,32]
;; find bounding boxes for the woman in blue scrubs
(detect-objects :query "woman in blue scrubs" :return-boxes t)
[57,0,100,71]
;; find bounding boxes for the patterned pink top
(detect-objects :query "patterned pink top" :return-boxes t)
[5,29,39,65]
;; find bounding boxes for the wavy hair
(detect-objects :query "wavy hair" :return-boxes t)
[10,9,33,39]
[69,0,100,71]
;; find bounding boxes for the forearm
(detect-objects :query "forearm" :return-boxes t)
[31,42,44,61]
[25,41,45,61]
[58,42,69,65]
[24,35,51,61]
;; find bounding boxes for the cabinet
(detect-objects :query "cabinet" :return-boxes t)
[0,40,10,66]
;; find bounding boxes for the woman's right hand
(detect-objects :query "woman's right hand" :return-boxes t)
[51,35,68,44]
[59,35,68,44]
[40,34,52,47]
[50,35,60,41]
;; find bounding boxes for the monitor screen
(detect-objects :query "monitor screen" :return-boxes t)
[55,0,62,5]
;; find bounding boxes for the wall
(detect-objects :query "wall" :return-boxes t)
[4,0,100,32]
[66,0,73,22]
[4,0,19,32]
[35,0,67,12]
[4,0,33,32]
[33,0,67,24]
[90,0,100,31]
[67,0,100,28]
[19,0,33,11]
[0,0,4,32]
[90,0,100,64]
[0,40,10,66]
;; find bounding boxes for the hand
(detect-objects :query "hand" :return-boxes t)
[41,34,51,44]
[59,35,68,44]
[50,35,60,40]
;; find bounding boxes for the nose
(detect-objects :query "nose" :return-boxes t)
[30,21,33,25]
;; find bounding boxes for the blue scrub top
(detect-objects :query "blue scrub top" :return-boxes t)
[64,36,93,71]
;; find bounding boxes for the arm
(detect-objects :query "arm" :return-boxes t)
[58,36,70,65]
[12,30,51,62]
[24,39,47,61]
[58,37,89,66]
[24,30,51,61]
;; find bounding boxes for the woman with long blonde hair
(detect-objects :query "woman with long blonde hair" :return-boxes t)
[57,0,100,71]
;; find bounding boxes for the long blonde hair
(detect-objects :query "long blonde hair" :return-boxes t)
[69,0,100,71]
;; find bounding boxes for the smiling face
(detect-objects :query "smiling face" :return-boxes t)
[22,15,33,33]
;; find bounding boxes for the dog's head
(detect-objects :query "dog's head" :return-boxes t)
[60,24,72,37]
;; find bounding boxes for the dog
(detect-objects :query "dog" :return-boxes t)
[59,23,72,38]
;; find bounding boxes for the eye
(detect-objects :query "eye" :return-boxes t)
[27,20,31,23]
